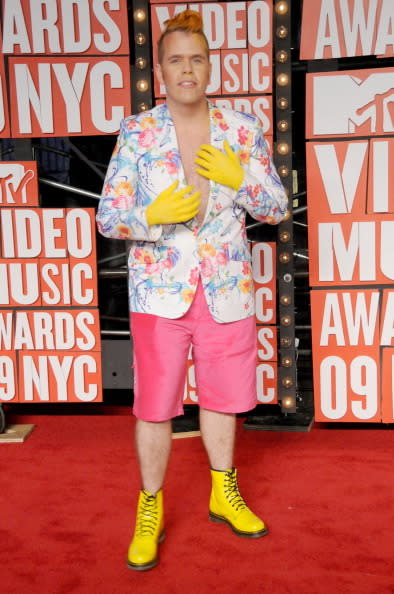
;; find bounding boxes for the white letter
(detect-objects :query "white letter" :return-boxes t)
[340,0,377,57]
[31,0,61,53]
[372,141,389,212]
[14,209,41,257]
[201,3,225,49]
[342,291,379,345]
[320,356,347,419]
[0,357,15,401]
[380,221,394,280]
[90,61,124,133]
[252,243,273,283]
[320,293,346,346]
[14,63,54,134]
[73,355,98,401]
[10,263,40,305]
[248,0,270,48]
[66,209,92,257]
[350,356,378,419]
[42,209,66,257]
[256,363,275,403]
[314,0,341,59]
[61,0,91,53]
[2,0,31,53]
[381,292,394,344]
[223,54,240,93]
[375,0,394,56]
[72,264,94,305]
[318,222,375,282]
[257,327,274,360]
[93,0,122,53]
[14,311,34,349]
[32,312,54,350]
[75,312,96,350]
[49,356,73,401]
[52,63,88,133]
[314,142,368,214]
[250,53,269,92]
[23,356,49,401]
[0,312,14,350]
[255,288,273,323]
[226,2,246,49]
[41,264,62,305]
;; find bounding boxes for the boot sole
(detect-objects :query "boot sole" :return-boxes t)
[126,531,165,571]
[209,512,269,538]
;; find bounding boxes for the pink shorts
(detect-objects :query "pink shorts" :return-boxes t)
[130,280,258,422]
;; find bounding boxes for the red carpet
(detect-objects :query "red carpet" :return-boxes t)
[0,408,393,594]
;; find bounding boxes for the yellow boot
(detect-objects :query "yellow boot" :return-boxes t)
[209,468,268,538]
[127,489,165,571]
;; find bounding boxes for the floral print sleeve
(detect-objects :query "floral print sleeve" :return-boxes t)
[234,120,288,224]
[96,118,162,242]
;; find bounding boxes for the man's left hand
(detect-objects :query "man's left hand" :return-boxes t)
[195,140,244,191]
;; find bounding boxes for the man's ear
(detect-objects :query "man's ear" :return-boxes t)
[155,63,164,85]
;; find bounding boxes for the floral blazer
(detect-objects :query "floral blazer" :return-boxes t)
[96,102,288,323]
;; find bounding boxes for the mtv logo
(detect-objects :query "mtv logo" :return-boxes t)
[307,68,394,138]
[0,161,38,207]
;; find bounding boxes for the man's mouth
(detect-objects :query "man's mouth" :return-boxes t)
[179,81,196,87]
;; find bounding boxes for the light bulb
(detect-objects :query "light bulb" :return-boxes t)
[276,50,288,63]
[136,79,149,92]
[280,336,292,348]
[276,26,288,38]
[135,33,146,45]
[136,57,147,70]
[282,377,293,388]
[277,97,289,110]
[282,395,295,408]
[134,9,146,22]
[278,165,289,177]
[277,73,289,86]
[278,120,289,132]
[280,294,292,306]
[279,252,291,263]
[279,231,291,242]
[275,2,289,16]
[277,142,289,155]
[282,356,292,367]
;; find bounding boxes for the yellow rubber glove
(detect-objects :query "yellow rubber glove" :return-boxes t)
[195,140,244,191]
[146,180,201,226]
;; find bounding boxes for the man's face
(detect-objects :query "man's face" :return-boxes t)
[156,31,211,109]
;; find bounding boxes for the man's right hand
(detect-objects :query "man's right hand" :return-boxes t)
[146,181,201,226]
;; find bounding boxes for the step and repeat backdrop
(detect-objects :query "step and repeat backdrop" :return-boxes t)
[0,0,281,406]
[0,0,131,137]
[0,162,101,402]
[301,0,394,422]
[0,0,132,402]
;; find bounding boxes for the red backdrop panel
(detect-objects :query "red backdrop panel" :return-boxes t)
[311,289,381,422]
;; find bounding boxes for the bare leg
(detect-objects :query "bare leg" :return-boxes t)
[199,408,236,470]
[135,419,172,494]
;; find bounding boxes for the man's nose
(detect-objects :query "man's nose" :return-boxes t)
[183,60,192,73]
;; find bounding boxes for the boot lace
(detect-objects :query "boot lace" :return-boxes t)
[136,492,159,537]
[224,471,247,512]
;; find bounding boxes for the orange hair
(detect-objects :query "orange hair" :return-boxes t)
[157,10,209,63]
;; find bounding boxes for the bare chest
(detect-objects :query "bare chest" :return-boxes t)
[177,130,211,224]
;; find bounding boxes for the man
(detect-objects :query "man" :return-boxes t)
[97,10,288,571]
